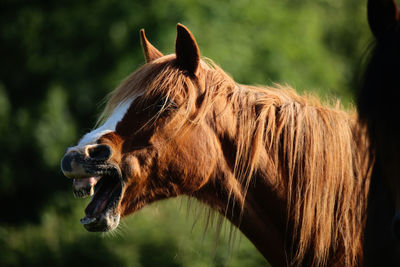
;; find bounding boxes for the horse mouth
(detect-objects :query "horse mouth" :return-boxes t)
[74,166,124,232]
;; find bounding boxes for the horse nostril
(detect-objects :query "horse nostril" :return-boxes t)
[61,153,73,173]
[87,144,112,161]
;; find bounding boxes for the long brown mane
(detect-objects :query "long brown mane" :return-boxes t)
[100,54,371,266]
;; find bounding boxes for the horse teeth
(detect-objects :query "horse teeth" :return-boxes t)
[73,186,94,198]
[74,189,84,198]
[80,216,96,225]
[73,178,96,198]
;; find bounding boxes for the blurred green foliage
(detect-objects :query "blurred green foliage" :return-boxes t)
[0,0,371,266]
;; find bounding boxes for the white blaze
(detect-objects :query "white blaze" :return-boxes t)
[77,99,133,147]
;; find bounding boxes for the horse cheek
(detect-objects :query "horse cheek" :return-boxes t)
[170,129,217,193]
[122,154,142,181]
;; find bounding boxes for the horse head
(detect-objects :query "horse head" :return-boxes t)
[60,24,236,232]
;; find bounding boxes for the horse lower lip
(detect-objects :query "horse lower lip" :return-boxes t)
[80,216,96,225]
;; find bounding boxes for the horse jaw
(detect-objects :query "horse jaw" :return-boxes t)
[80,170,124,232]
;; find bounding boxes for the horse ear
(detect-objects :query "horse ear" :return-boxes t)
[368,0,399,39]
[140,29,163,63]
[175,24,200,76]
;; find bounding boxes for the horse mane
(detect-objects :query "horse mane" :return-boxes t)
[101,55,371,266]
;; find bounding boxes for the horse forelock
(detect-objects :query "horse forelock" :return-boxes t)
[97,53,371,266]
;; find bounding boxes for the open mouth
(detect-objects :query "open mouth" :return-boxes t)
[73,166,124,232]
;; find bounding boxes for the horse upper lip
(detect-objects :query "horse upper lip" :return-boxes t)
[61,148,113,179]
[62,158,117,180]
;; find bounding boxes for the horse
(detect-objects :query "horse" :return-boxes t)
[358,0,400,265]
[61,24,372,266]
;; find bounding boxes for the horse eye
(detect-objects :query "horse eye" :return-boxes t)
[154,97,177,111]
[155,98,165,109]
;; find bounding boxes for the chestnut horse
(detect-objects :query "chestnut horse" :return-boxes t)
[61,24,371,266]
[359,0,400,265]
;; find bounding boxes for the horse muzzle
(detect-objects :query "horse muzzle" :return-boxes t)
[61,143,123,232]
[61,144,113,179]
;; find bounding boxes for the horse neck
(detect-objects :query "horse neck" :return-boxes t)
[192,86,289,266]
[192,85,371,266]
[195,164,289,266]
